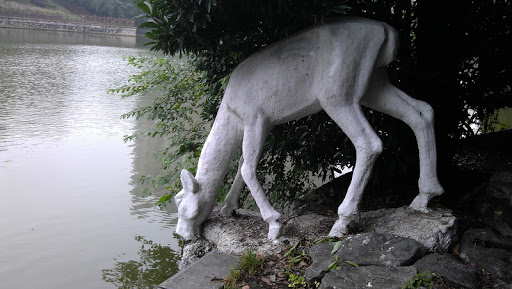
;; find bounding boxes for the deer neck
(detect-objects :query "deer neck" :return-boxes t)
[195,106,243,199]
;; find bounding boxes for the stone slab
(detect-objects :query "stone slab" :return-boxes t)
[413,253,479,288]
[318,265,417,289]
[459,228,512,287]
[351,206,457,251]
[305,232,424,281]
[158,250,239,289]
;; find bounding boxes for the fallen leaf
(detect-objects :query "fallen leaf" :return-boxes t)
[261,276,272,286]
[331,240,342,254]
[242,285,250,289]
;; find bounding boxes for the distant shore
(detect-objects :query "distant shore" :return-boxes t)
[0,16,136,36]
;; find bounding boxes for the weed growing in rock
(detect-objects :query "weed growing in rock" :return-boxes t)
[402,270,434,289]
[288,273,307,288]
[240,249,264,275]
[224,269,241,289]
[326,255,359,271]
[223,249,265,289]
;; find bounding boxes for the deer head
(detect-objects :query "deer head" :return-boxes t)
[175,169,202,241]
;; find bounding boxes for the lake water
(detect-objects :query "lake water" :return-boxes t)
[0,28,181,288]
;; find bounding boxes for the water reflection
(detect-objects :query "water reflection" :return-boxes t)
[128,95,179,218]
[102,235,181,288]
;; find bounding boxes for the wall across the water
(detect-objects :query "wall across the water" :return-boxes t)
[0,16,136,36]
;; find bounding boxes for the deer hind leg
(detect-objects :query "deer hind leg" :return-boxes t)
[362,69,444,212]
[221,156,245,216]
[323,104,384,237]
[240,116,282,240]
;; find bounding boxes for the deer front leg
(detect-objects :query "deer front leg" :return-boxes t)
[221,156,245,216]
[323,104,383,237]
[241,118,282,240]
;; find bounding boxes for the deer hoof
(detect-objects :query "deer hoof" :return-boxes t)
[328,216,353,237]
[409,194,431,213]
[268,221,282,240]
[220,205,237,216]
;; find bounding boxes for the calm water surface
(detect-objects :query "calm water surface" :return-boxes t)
[0,29,180,288]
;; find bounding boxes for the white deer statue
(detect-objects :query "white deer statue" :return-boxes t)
[174,17,444,241]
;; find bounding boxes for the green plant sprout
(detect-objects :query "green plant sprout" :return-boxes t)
[401,271,435,289]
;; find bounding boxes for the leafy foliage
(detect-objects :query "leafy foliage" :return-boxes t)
[128,0,512,207]
[288,273,308,288]
[17,0,141,18]
[111,55,210,204]
[53,0,139,18]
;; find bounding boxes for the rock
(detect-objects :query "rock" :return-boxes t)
[459,228,512,287]
[318,265,417,289]
[305,243,335,281]
[487,171,512,205]
[159,250,239,289]
[202,208,297,255]
[283,213,335,239]
[179,238,216,270]
[490,220,512,238]
[413,253,479,288]
[180,209,335,272]
[475,171,512,232]
[336,232,426,267]
[305,232,424,281]
[351,206,457,251]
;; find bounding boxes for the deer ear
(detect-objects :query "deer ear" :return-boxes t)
[181,169,199,193]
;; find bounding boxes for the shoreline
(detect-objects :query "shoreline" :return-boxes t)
[0,16,136,37]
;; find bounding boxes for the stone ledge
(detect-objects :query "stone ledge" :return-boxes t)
[352,206,457,251]
[158,250,239,289]
[319,265,417,289]
[305,232,425,281]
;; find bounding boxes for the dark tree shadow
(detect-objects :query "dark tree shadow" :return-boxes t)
[102,235,181,289]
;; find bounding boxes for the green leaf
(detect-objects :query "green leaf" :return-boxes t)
[139,21,160,29]
[145,31,156,40]
[283,241,300,258]
[331,241,342,254]
[344,260,359,267]
[136,1,151,14]
[326,261,337,271]
[135,13,150,19]
[158,194,173,203]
